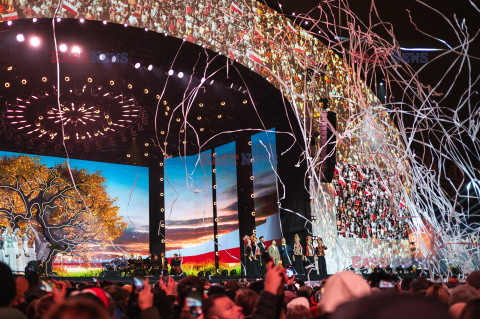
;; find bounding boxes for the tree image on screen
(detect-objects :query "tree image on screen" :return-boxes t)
[0,155,126,273]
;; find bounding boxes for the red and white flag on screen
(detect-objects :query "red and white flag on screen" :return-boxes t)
[62,1,78,14]
[230,3,243,15]
[248,51,264,64]
[338,175,346,187]
[2,11,18,21]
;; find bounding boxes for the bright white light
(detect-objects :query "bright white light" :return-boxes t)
[99,54,106,61]
[71,46,81,54]
[124,23,128,27]
[145,28,148,31]
[200,77,205,83]
[178,72,184,78]
[79,18,84,23]
[7,21,12,26]
[29,36,41,47]
[103,20,107,25]
[32,18,37,23]
[112,55,117,63]
[147,65,153,71]
[168,69,174,76]
[59,44,68,52]
[16,34,25,42]
[56,18,61,22]
[134,62,141,69]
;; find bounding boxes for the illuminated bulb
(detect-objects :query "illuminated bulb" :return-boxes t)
[29,36,41,47]
[21,79,27,84]
[33,18,37,22]
[250,176,254,180]
[134,62,141,69]
[5,82,10,88]
[160,131,165,135]
[87,77,92,83]
[197,116,201,120]
[217,114,222,118]
[124,23,127,27]
[127,84,132,89]
[144,153,149,156]
[56,18,61,22]
[144,89,149,94]
[16,34,25,42]
[182,141,186,144]
[164,112,168,116]
[251,212,255,216]
[71,46,81,54]
[165,106,170,111]
[243,100,248,104]
[100,54,106,61]
[199,103,204,107]
[79,18,84,23]
[178,72,184,78]
[145,143,149,146]
[163,100,167,105]
[251,194,255,198]
[180,129,184,133]
[200,128,204,131]
[148,64,153,71]
[103,20,107,24]
[127,154,131,157]
[220,101,226,106]
[7,21,12,26]
[42,77,47,82]
[7,66,12,71]
[59,44,67,52]
[65,76,70,82]
[168,69,174,76]
[110,80,114,85]
[36,123,41,127]
[176,118,181,122]
[38,116,43,120]
[156,95,160,99]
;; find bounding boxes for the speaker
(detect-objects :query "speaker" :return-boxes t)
[320,111,337,183]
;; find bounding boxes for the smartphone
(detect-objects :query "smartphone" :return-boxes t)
[286,267,294,278]
[379,280,395,288]
[133,277,144,292]
[186,287,203,318]
[40,280,54,292]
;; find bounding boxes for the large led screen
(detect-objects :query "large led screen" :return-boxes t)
[164,151,215,275]
[251,129,282,243]
[215,142,241,273]
[0,150,149,276]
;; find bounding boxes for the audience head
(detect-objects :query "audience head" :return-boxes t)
[234,289,258,317]
[466,271,480,291]
[0,262,17,307]
[286,304,312,319]
[426,284,449,306]
[203,293,244,319]
[450,285,480,306]
[45,296,111,319]
[177,276,205,301]
[319,271,371,314]
[410,278,429,294]
[459,298,480,319]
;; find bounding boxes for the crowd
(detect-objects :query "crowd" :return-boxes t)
[1,258,480,319]
[333,164,410,240]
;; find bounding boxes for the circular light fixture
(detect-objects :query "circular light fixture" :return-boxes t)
[7,66,12,71]
[145,27,148,31]
[144,153,149,157]
[147,64,153,71]
[65,76,70,82]
[145,143,149,146]
[79,18,84,23]
[99,53,106,61]
[199,127,204,131]
[71,46,81,54]
[134,62,141,69]
[7,21,12,26]
[32,18,37,22]
[127,154,131,158]
[111,55,117,63]
[168,69,174,76]
[144,89,149,94]
[199,103,204,107]
[163,100,167,105]
[29,36,41,47]
[109,80,114,85]
[16,34,25,42]
[197,116,202,120]
[5,82,10,88]
[42,77,47,82]
[176,118,181,122]
[217,114,222,118]
[103,20,107,25]
[127,84,132,89]
[178,72,184,78]
[87,77,92,83]
[220,101,226,106]
[243,100,248,104]
[156,95,160,99]
[56,17,61,22]
[21,79,27,84]
[59,43,67,52]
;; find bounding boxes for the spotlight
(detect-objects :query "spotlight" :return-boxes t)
[124,23,128,27]
[56,18,61,22]
[7,21,12,26]
[59,44,67,52]
[79,18,84,23]
[21,79,27,85]
[144,27,148,31]
[7,66,12,71]
[178,72,184,78]
[134,62,141,69]
[111,55,117,63]
[103,20,107,24]
[168,69,174,76]
[147,64,153,71]
[99,53,106,61]
[200,77,205,83]
[33,18,37,23]
[71,46,81,54]
[42,77,47,82]
[16,34,25,42]
[29,36,41,47]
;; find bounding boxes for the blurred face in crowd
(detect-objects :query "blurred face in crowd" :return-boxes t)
[281,238,286,244]
[271,240,276,246]
[209,296,244,319]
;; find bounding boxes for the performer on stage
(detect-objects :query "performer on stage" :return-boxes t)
[170,253,182,276]
[134,255,144,275]
[292,234,304,275]
[243,235,254,276]
[118,256,128,274]
[251,232,261,277]
[268,240,280,266]
[279,238,292,267]
[316,237,328,276]
[144,253,152,273]
[305,236,315,272]
[160,252,169,274]
[3,227,16,272]
[24,226,36,264]
[257,236,267,275]
[14,228,27,274]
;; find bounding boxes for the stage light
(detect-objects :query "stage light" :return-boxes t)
[168,69,174,76]
[99,54,106,61]
[145,142,149,146]
[134,62,141,69]
[33,18,37,22]
[147,64,153,71]
[111,55,117,63]
[21,79,27,84]
[200,127,204,131]
[109,80,114,85]
[178,72,184,78]
[127,84,132,89]
[144,89,149,94]
[144,153,148,157]
[65,76,70,82]
[59,43,67,52]
[42,77,47,82]
[71,46,81,54]
[7,66,12,71]
[217,114,222,118]
[7,21,12,26]
[29,36,41,47]
[87,77,92,83]
[56,18,61,22]
[103,20,107,24]
[220,101,226,106]
[5,82,10,88]
[124,23,128,27]
[199,103,204,107]
[16,34,25,42]
[79,18,84,23]
[243,100,248,104]
[197,116,201,120]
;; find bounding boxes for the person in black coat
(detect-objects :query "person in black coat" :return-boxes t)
[279,238,292,267]
[257,236,267,276]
